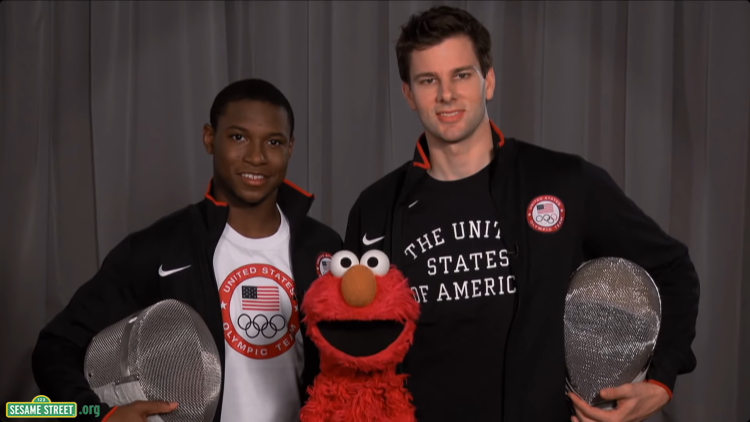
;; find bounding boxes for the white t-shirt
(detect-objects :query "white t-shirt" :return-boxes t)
[213,206,304,422]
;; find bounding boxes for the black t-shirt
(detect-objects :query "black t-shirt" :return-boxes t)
[399,164,516,422]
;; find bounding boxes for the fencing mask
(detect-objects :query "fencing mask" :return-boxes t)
[84,299,222,422]
[564,257,661,409]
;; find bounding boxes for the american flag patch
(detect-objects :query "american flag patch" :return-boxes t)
[537,203,554,214]
[241,285,280,312]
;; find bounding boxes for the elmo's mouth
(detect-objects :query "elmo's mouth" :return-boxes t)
[317,320,404,357]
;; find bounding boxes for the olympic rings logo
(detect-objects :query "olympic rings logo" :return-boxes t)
[237,313,287,339]
[535,213,558,223]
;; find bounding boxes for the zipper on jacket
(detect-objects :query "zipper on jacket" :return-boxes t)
[391,201,406,378]
[288,232,297,300]
[489,178,522,422]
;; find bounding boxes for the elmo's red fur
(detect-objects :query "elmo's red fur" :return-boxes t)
[299,263,420,422]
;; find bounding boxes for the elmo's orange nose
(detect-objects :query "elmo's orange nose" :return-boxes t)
[340,265,377,307]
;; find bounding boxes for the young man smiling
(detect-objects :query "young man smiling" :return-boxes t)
[344,6,700,422]
[32,79,342,422]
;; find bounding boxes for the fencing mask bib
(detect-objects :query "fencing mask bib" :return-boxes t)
[84,299,222,422]
[564,257,661,409]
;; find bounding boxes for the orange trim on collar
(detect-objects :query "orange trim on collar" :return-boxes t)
[204,180,228,206]
[414,140,431,169]
[411,120,505,169]
[283,179,313,198]
[490,120,505,148]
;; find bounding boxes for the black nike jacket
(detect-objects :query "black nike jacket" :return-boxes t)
[343,121,700,422]
[31,180,343,421]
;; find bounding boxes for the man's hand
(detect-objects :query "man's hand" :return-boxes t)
[107,401,178,422]
[569,382,670,422]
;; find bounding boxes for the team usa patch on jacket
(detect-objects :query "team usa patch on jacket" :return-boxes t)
[527,195,565,233]
[218,263,300,360]
[316,252,332,277]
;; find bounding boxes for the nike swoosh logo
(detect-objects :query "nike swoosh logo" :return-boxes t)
[362,234,385,246]
[158,265,191,277]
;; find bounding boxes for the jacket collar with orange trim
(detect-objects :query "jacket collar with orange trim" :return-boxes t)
[398,119,514,204]
[200,178,315,237]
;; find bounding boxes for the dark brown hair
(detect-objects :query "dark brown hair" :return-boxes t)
[395,6,493,84]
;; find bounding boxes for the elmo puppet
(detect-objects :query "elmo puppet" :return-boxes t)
[299,249,420,422]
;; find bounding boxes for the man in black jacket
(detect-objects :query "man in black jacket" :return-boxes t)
[32,79,342,422]
[343,6,699,422]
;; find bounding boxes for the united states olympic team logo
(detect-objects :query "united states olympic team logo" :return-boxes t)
[219,263,299,360]
[316,252,332,277]
[527,195,565,233]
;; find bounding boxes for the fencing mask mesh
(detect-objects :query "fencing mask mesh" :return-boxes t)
[84,299,222,422]
[564,257,661,408]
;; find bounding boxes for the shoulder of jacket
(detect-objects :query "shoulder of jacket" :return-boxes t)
[97,204,196,270]
[299,216,342,242]
[353,162,411,208]
[125,204,196,249]
[512,139,587,175]
[514,139,583,162]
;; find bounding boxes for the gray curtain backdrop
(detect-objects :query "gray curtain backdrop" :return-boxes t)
[1,1,748,421]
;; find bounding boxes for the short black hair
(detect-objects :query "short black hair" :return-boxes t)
[209,78,295,137]
[396,6,492,84]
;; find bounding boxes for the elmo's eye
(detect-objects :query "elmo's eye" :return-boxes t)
[331,250,359,277]
[360,250,390,276]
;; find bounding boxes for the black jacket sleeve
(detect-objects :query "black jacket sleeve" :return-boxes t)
[31,235,160,421]
[581,161,700,396]
[300,228,344,404]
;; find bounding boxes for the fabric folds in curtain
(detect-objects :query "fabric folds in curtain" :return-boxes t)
[1,2,748,421]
